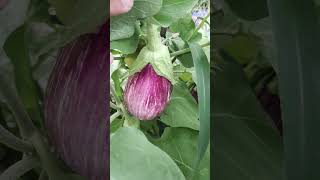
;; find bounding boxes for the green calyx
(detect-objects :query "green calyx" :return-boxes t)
[129,21,176,84]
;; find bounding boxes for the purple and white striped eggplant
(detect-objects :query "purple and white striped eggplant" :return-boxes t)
[124,64,172,120]
[44,23,109,180]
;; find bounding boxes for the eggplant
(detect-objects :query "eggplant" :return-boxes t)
[44,23,109,180]
[124,64,172,120]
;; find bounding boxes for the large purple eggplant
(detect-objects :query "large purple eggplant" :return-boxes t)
[44,23,109,180]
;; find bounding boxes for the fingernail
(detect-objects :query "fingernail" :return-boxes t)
[120,0,134,11]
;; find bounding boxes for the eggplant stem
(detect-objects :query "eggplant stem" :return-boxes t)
[146,21,162,51]
[110,111,121,123]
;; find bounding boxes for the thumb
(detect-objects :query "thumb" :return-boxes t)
[110,0,134,16]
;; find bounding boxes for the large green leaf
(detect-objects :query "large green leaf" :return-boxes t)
[47,0,107,33]
[160,82,199,131]
[170,15,202,43]
[111,26,140,54]
[213,56,283,180]
[267,0,320,179]
[224,0,269,20]
[212,4,277,71]
[188,43,210,167]
[153,0,198,27]
[3,25,42,127]
[110,127,186,180]
[151,128,210,180]
[110,0,162,41]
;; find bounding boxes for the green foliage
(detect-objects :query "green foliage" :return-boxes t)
[47,0,107,33]
[151,128,210,180]
[153,0,198,27]
[268,0,320,179]
[224,0,269,20]
[110,127,185,180]
[211,1,290,180]
[0,0,211,179]
[110,0,162,41]
[160,82,199,130]
[110,0,211,179]
[3,25,43,128]
[213,58,283,180]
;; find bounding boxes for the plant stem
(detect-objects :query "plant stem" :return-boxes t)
[0,73,84,180]
[110,102,119,110]
[110,85,121,105]
[146,21,162,51]
[121,104,140,128]
[0,124,34,153]
[110,111,121,123]
[0,73,36,138]
[170,42,210,57]
[0,156,40,179]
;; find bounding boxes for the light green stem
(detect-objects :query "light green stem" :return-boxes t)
[170,42,210,57]
[146,22,162,51]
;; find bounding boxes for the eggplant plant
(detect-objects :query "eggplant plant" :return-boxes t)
[109,0,210,179]
[0,0,210,180]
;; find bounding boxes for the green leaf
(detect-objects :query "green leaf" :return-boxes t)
[222,34,260,65]
[170,15,202,43]
[153,0,198,27]
[0,0,29,47]
[160,82,199,130]
[213,57,283,180]
[267,0,320,179]
[111,118,124,134]
[0,71,36,139]
[3,25,43,127]
[110,127,186,180]
[171,37,194,68]
[111,28,139,54]
[111,69,124,99]
[188,43,210,167]
[129,42,176,84]
[151,128,210,180]
[47,0,107,33]
[110,0,162,41]
[224,0,269,20]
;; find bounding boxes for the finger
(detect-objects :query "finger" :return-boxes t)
[110,53,113,64]
[110,0,134,16]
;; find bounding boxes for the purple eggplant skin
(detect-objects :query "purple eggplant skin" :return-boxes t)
[124,64,172,120]
[44,23,109,180]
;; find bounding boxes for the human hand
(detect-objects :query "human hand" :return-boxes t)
[110,0,134,16]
